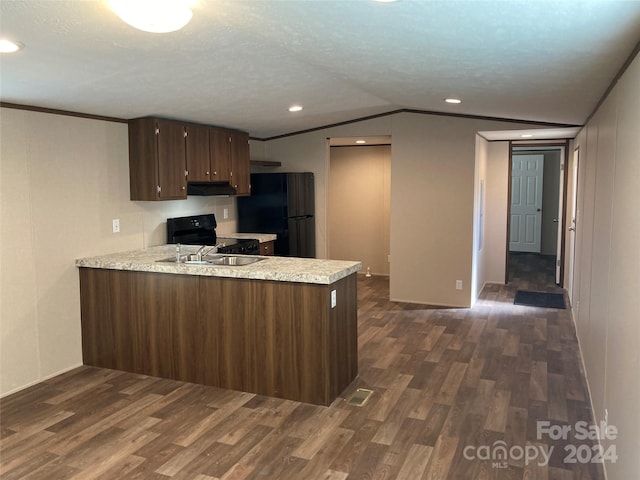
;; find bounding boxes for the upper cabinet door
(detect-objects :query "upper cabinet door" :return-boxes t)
[209,127,232,182]
[156,119,187,199]
[185,124,210,182]
[230,130,250,196]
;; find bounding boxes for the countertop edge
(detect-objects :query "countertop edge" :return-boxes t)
[75,246,361,285]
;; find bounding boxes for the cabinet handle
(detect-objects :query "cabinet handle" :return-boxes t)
[213,171,217,175]
[181,186,186,190]
[206,171,210,175]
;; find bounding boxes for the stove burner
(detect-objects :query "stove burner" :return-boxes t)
[166,214,259,255]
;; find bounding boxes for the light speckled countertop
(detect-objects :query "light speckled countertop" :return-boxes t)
[76,245,360,285]
[218,233,277,243]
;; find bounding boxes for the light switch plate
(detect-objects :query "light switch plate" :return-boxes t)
[112,219,120,233]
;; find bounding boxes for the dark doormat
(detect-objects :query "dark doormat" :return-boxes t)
[514,290,566,309]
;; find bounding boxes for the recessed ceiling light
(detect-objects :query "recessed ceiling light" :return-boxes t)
[0,39,24,53]
[444,98,462,104]
[109,0,193,33]
[288,105,303,112]
[356,140,366,144]
[520,134,534,138]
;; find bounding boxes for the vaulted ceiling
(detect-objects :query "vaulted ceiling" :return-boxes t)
[1,1,639,138]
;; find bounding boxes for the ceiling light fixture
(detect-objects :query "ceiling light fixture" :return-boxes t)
[520,134,534,138]
[109,0,194,33]
[0,39,24,53]
[444,98,462,104]
[356,140,366,144]
[288,105,303,112]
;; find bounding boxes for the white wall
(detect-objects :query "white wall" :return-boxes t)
[328,145,391,275]
[260,115,395,261]
[473,138,510,298]
[472,135,488,301]
[264,112,542,307]
[0,108,238,396]
[571,52,640,480]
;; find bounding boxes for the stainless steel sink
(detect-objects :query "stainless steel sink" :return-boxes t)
[205,255,264,266]
[157,254,265,266]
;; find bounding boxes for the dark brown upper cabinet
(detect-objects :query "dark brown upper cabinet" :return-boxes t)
[128,117,251,201]
[129,117,187,201]
[184,124,210,182]
[209,127,232,182]
[230,130,251,196]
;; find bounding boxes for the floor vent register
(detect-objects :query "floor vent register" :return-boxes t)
[345,388,374,407]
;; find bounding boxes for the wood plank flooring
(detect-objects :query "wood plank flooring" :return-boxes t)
[0,276,604,479]
[508,252,564,294]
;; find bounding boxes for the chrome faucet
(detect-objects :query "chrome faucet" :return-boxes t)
[195,243,224,261]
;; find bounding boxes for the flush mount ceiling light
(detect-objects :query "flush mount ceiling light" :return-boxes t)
[356,140,367,144]
[444,98,462,104]
[109,0,194,33]
[521,134,534,138]
[0,39,24,53]
[288,105,303,112]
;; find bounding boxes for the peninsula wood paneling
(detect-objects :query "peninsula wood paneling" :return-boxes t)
[79,269,200,381]
[78,268,358,406]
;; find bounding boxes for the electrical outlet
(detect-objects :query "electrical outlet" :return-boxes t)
[112,219,120,233]
[223,208,229,219]
[456,280,463,290]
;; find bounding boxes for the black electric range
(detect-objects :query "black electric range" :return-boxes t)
[166,214,259,255]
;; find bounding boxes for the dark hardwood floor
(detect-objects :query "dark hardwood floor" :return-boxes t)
[508,252,564,294]
[0,276,604,479]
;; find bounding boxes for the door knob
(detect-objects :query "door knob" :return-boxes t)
[569,227,575,231]
[553,218,559,223]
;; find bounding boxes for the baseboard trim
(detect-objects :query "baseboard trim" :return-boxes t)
[0,363,84,399]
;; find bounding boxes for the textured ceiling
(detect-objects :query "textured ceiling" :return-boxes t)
[1,0,639,138]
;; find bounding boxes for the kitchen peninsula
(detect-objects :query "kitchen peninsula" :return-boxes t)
[76,246,360,406]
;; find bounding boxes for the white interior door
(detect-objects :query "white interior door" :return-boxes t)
[510,154,544,252]
[555,151,565,284]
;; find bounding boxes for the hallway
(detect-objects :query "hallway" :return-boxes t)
[508,252,565,294]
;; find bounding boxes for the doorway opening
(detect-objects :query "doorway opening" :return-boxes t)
[327,136,391,278]
[506,143,568,292]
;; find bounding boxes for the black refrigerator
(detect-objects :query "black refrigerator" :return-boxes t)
[237,172,316,258]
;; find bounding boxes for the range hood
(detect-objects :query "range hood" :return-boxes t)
[187,182,237,196]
